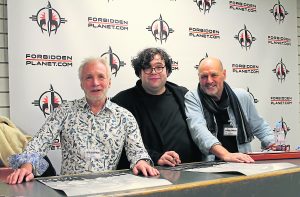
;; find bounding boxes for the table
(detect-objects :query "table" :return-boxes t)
[1,159,300,197]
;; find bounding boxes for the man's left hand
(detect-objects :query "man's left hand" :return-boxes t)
[132,160,160,177]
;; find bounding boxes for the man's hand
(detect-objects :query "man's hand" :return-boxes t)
[264,143,277,151]
[132,160,160,177]
[222,152,254,163]
[157,151,181,166]
[6,163,34,184]
[210,144,254,163]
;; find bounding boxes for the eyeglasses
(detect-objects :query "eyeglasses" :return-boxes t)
[143,66,165,74]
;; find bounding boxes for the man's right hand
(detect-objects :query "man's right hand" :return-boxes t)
[222,152,254,163]
[157,151,181,166]
[210,144,254,163]
[6,163,34,184]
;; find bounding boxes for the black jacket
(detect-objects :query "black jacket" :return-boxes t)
[111,80,202,169]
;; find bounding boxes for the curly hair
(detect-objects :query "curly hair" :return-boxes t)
[132,48,172,77]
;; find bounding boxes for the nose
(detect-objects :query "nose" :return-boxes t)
[207,75,213,83]
[150,68,157,74]
[92,78,100,86]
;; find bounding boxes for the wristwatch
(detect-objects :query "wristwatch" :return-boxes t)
[143,159,152,166]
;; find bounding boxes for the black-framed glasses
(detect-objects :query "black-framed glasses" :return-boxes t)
[143,66,165,74]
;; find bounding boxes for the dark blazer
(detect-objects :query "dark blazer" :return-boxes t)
[111,80,202,169]
[38,156,56,177]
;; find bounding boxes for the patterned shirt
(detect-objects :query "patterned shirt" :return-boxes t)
[10,98,151,175]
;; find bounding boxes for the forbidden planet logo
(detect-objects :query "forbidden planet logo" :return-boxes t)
[146,14,174,44]
[29,1,67,36]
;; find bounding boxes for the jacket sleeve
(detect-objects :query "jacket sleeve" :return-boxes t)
[9,105,66,175]
[143,147,162,165]
[122,110,153,169]
[184,90,220,155]
[112,91,162,165]
[236,89,275,148]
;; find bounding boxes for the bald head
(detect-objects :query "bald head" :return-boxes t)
[197,57,226,101]
[198,57,223,73]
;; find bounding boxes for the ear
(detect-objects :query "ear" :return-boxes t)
[166,70,170,77]
[223,69,227,80]
[80,81,83,90]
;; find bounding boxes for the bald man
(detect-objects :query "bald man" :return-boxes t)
[184,57,275,163]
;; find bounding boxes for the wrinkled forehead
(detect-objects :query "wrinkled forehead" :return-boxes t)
[199,64,221,74]
[83,61,107,75]
[199,69,220,76]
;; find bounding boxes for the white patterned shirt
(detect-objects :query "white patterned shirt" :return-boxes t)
[12,98,151,175]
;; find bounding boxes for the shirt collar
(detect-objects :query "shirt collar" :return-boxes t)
[79,97,114,114]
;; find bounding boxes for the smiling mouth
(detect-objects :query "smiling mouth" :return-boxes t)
[91,89,101,92]
[206,84,216,89]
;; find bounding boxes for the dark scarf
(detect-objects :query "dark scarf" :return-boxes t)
[197,82,254,144]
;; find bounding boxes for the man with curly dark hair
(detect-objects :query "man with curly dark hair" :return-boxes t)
[112,48,203,168]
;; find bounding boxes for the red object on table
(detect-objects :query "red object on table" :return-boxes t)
[248,151,300,161]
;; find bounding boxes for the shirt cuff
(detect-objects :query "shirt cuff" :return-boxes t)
[130,158,154,169]
[8,153,49,176]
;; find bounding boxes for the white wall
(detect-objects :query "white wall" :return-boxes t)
[0,0,299,144]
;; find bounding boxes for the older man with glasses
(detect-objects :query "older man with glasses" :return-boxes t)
[112,47,203,169]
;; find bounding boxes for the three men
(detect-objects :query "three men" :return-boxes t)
[7,54,276,185]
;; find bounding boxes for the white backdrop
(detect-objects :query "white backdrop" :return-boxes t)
[8,0,299,172]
